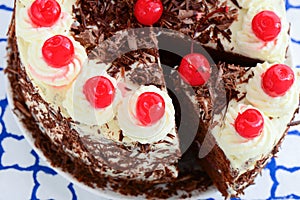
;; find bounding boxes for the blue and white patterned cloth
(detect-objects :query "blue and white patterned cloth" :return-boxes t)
[0,0,300,199]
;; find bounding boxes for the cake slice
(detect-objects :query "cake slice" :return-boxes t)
[10,0,181,182]
[62,47,181,181]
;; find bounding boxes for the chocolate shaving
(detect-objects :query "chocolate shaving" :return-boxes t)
[288,120,300,127]
[71,0,238,56]
[230,0,242,9]
[178,10,195,20]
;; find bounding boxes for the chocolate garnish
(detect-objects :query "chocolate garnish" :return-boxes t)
[230,0,242,9]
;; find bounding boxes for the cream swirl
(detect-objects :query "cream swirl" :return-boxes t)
[212,103,274,171]
[117,85,175,144]
[26,35,87,87]
[235,0,289,63]
[63,61,121,126]
[246,62,299,118]
[16,0,75,42]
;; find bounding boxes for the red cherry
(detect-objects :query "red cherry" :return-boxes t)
[42,35,75,68]
[83,76,116,109]
[252,10,281,42]
[234,109,264,139]
[29,0,61,27]
[134,0,163,26]
[136,92,165,126]
[178,53,211,86]
[262,64,295,97]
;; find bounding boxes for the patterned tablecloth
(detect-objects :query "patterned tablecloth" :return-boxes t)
[1,0,300,199]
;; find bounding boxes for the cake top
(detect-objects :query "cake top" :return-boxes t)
[8,0,300,198]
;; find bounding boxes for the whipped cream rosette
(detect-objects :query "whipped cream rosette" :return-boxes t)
[117,85,176,144]
[63,61,122,126]
[16,0,75,41]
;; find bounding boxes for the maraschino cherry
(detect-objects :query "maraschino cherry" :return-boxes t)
[29,0,61,27]
[134,0,163,26]
[252,10,281,42]
[42,35,75,68]
[83,76,116,109]
[136,92,165,126]
[234,109,264,139]
[262,64,295,97]
[178,53,211,86]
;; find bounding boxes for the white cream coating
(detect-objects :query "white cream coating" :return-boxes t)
[63,61,121,126]
[16,0,74,42]
[117,85,176,144]
[26,35,87,87]
[246,62,299,118]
